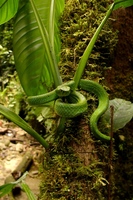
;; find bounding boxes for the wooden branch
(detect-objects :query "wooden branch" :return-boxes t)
[12,151,33,180]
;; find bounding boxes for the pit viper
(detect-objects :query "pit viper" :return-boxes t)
[28,79,110,141]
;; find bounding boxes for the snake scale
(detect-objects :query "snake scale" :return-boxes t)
[28,79,110,141]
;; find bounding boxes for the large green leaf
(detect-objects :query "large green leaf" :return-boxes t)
[0,0,19,25]
[13,0,64,96]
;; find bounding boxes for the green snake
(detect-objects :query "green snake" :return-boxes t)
[28,79,110,141]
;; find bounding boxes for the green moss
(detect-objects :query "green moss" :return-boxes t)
[40,139,108,200]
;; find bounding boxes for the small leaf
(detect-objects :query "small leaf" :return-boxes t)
[103,98,133,131]
[0,183,15,197]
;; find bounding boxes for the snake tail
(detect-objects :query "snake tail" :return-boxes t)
[79,79,110,141]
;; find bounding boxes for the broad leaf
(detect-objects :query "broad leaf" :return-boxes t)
[0,0,19,25]
[13,0,64,96]
[113,0,133,10]
[103,98,133,131]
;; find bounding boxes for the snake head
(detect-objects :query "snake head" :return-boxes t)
[56,85,71,97]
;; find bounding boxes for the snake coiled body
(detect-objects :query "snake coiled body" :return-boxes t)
[55,91,88,118]
[28,79,110,141]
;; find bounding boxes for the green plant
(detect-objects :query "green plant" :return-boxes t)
[0,0,132,146]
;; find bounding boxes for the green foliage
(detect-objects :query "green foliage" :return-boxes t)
[0,0,66,150]
[13,0,64,96]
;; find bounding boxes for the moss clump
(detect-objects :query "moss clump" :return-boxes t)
[39,140,108,200]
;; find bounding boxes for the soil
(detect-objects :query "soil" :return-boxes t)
[0,119,44,200]
[105,6,133,199]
